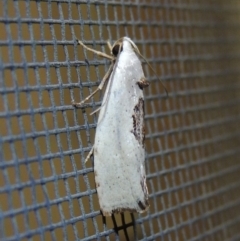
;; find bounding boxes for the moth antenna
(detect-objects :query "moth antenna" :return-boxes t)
[132,47,168,98]
[107,40,112,51]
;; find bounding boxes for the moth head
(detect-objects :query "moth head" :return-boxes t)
[111,41,123,57]
[111,37,141,57]
[110,37,168,97]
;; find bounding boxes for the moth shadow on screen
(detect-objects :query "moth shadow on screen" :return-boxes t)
[102,213,136,241]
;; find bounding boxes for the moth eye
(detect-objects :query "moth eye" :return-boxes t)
[112,44,123,57]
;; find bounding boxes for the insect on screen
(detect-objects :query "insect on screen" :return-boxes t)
[0,1,240,241]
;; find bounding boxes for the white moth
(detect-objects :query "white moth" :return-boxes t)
[73,37,150,216]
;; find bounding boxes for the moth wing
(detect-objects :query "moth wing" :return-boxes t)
[93,44,149,216]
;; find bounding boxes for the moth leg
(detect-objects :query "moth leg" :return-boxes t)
[85,146,94,163]
[72,62,114,107]
[77,39,114,60]
[137,77,149,89]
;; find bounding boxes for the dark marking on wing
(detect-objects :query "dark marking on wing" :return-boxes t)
[94,171,100,188]
[131,98,145,147]
[138,200,149,210]
[103,203,149,216]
